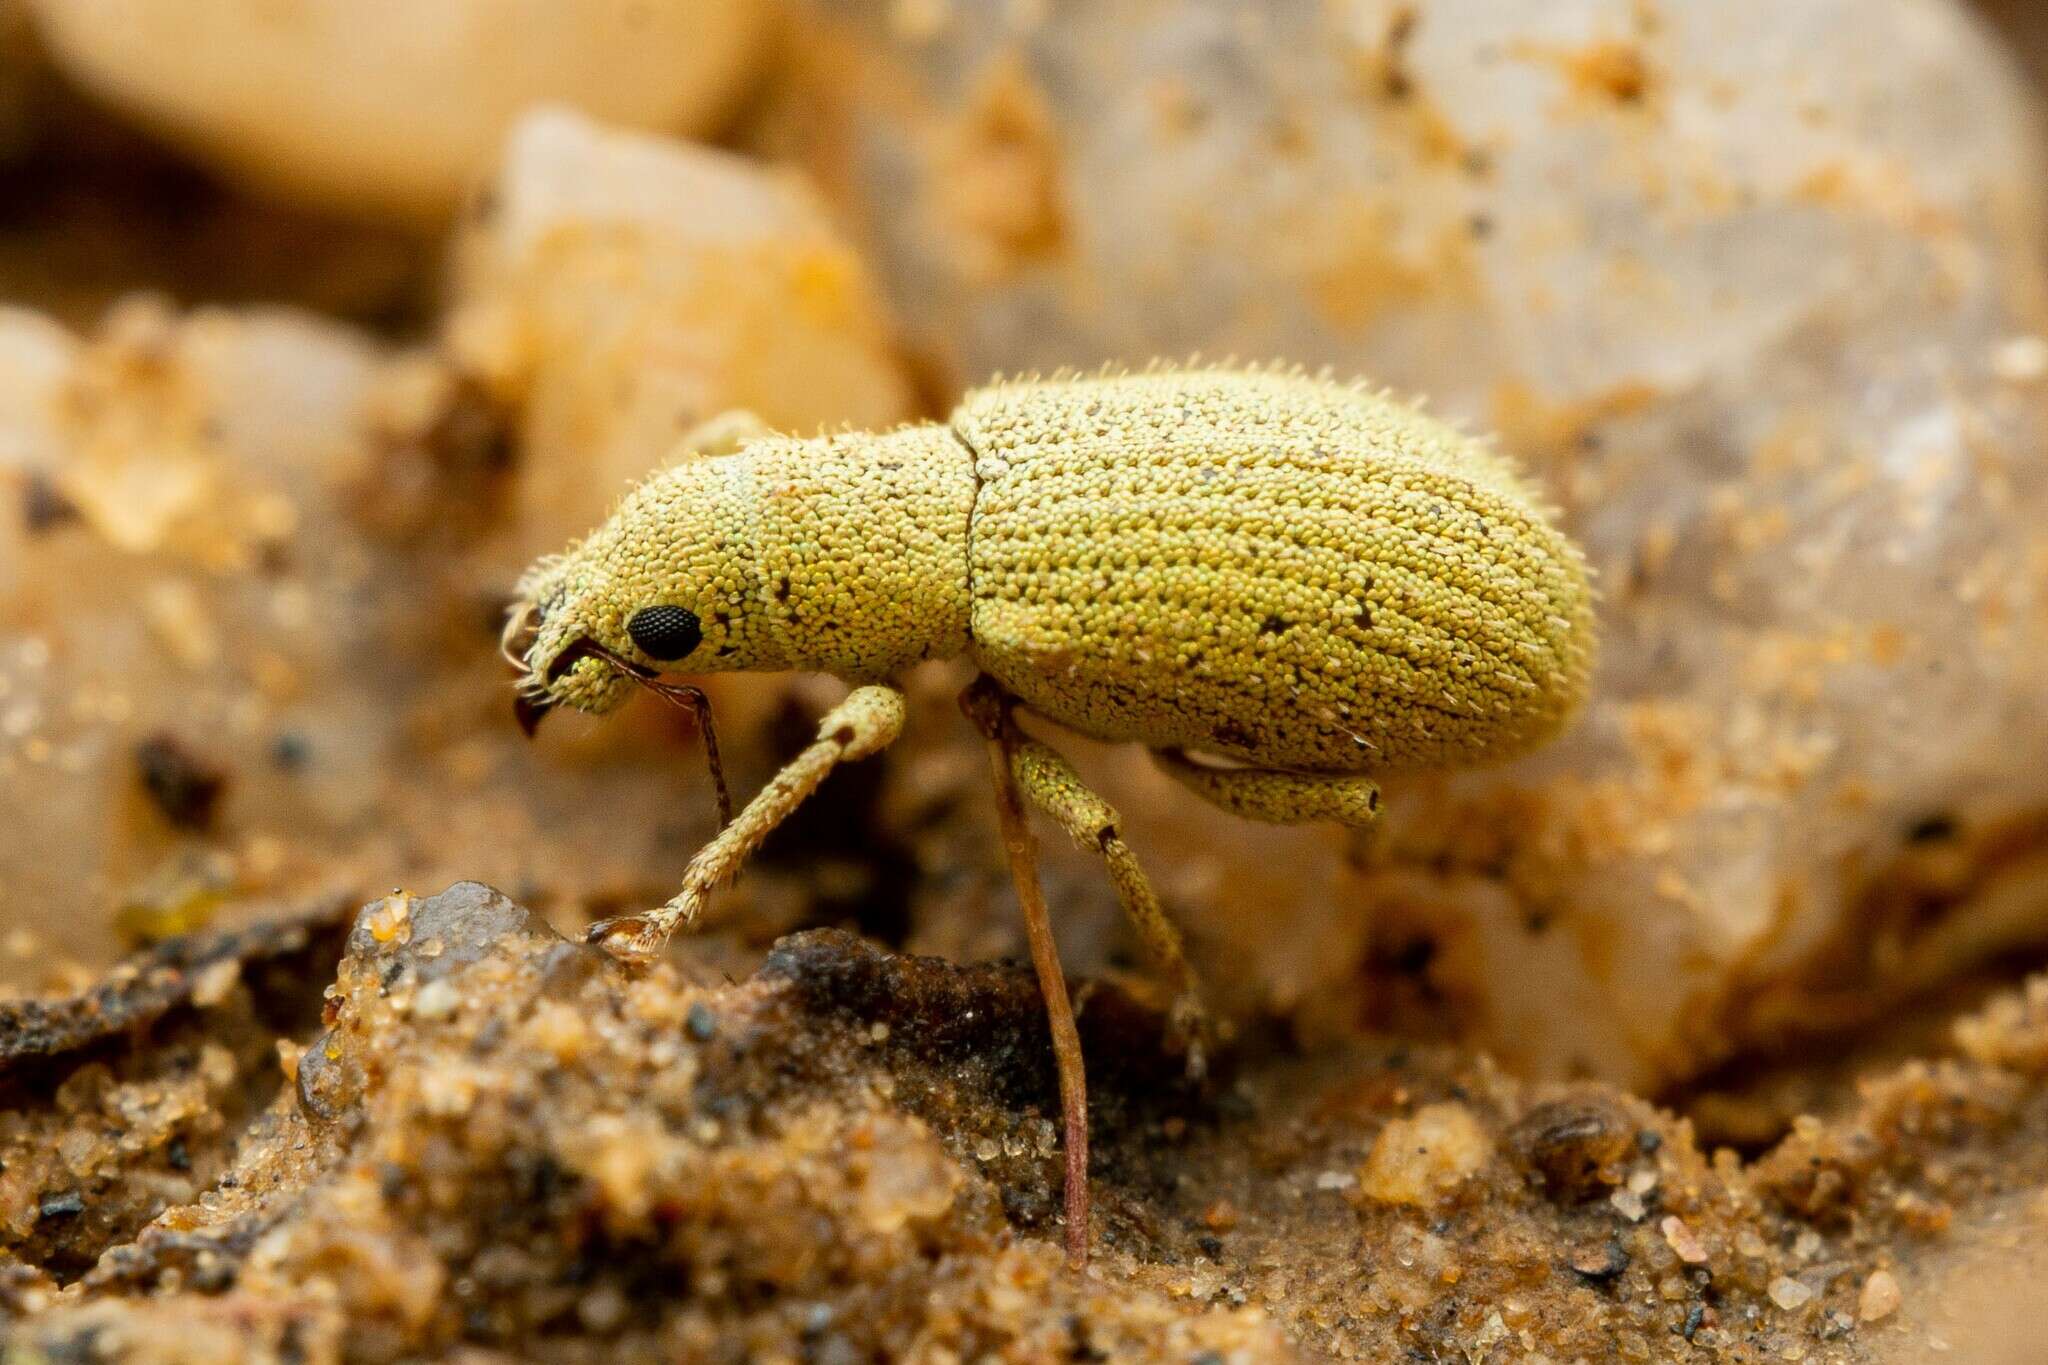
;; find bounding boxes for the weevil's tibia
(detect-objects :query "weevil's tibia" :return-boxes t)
[960,676,1092,1271]
[586,684,907,964]
[1007,736,1213,1078]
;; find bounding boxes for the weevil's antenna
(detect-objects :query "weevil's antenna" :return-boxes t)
[537,635,733,829]
[640,677,732,829]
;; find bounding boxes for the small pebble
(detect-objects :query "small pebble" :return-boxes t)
[1769,1276,1815,1311]
[1660,1216,1708,1264]
[1471,1312,1508,1355]
[414,978,462,1021]
[37,1192,85,1219]
[1568,1240,1631,1283]
[686,1002,718,1041]
[577,1284,628,1333]
[133,733,227,830]
[189,957,241,1008]
[1611,1189,1647,1222]
[1991,334,2048,383]
[1859,1269,1901,1322]
[1359,1103,1492,1207]
[270,732,311,770]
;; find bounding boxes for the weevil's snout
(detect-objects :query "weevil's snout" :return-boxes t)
[535,633,634,717]
[505,593,632,730]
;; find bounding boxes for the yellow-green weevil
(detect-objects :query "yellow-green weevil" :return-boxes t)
[506,363,1597,1267]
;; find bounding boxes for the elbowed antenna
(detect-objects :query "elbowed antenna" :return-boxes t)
[507,632,733,829]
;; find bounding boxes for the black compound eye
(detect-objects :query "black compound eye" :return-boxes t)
[627,605,702,661]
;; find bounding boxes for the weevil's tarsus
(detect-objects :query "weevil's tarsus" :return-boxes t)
[961,676,1092,1270]
[585,684,907,964]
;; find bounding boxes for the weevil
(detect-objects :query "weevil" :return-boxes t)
[506,364,1596,1267]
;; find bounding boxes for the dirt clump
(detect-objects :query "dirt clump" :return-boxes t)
[3,885,2048,1360]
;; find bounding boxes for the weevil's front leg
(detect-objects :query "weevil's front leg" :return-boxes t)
[587,684,907,964]
[1152,749,1382,828]
[959,677,1091,1270]
[1005,736,1213,1079]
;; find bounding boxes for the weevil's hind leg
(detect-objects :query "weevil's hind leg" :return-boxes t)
[587,684,907,964]
[1152,749,1382,828]
[679,409,773,458]
[960,677,1091,1271]
[1002,736,1214,1079]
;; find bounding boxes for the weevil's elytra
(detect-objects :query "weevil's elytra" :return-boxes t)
[509,363,1597,1268]
[954,371,1591,771]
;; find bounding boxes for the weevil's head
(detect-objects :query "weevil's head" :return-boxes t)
[506,457,782,727]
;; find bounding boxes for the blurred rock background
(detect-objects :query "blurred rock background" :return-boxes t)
[767,0,2048,1091]
[4,3,2048,1358]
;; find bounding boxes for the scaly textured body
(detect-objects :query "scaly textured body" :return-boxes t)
[508,363,1596,1268]
[959,369,1591,772]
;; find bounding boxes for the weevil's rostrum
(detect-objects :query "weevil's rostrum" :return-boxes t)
[514,364,1595,776]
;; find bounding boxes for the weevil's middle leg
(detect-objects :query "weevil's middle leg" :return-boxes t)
[1005,736,1213,1078]
[1152,749,1382,828]
[960,676,1091,1271]
[587,683,907,964]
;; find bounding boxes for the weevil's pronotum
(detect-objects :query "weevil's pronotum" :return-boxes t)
[507,364,1596,1266]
